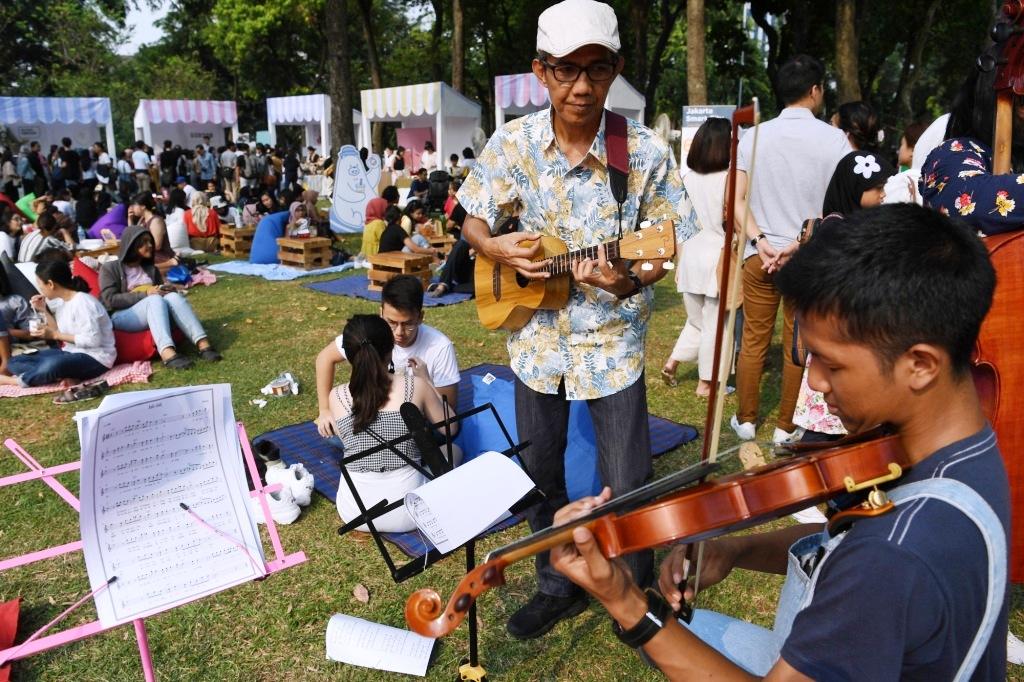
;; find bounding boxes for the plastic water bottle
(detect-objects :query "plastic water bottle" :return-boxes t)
[77,226,87,243]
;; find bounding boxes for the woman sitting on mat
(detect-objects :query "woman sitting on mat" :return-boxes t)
[329,314,461,533]
[99,224,221,370]
[0,259,115,389]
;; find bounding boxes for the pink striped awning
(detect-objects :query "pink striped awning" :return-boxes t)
[139,99,238,125]
[494,74,549,110]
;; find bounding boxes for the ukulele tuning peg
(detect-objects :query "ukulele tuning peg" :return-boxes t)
[662,261,674,270]
[641,261,654,272]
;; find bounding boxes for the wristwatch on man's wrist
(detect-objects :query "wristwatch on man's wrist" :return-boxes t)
[750,233,767,248]
[617,272,644,299]
[611,589,673,648]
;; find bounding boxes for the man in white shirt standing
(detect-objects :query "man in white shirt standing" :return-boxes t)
[131,141,152,193]
[315,275,460,438]
[730,54,850,444]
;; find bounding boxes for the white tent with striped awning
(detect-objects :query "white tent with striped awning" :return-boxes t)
[265,94,367,155]
[493,74,646,128]
[0,96,115,154]
[359,81,481,171]
[133,99,240,149]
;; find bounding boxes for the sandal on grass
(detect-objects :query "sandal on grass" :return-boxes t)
[163,354,194,370]
[53,380,109,405]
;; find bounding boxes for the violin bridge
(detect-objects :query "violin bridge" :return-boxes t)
[738,442,767,470]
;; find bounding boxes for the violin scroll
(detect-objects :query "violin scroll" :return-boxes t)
[405,560,508,637]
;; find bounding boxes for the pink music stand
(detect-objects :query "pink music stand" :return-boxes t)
[0,423,306,681]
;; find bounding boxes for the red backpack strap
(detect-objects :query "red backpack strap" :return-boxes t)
[605,111,628,206]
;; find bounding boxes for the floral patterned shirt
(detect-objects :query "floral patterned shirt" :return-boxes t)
[920,137,1024,234]
[458,108,690,399]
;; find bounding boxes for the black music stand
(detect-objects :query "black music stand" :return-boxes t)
[336,400,540,682]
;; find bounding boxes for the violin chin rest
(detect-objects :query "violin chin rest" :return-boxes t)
[826,499,896,535]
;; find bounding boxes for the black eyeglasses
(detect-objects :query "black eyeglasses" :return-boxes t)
[541,60,617,83]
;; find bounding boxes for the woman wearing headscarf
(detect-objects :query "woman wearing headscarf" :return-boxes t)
[184,191,221,252]
[360,197,389,258]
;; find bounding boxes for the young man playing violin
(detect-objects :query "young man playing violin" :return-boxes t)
[457,0,690,640]
[551,204,1009,680]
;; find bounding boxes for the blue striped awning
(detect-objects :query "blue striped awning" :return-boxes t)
[0,97,112,126]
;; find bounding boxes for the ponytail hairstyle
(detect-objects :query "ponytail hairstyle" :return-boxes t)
[35,259,90,293]
[341,314,395,433]
[130,191,159,215]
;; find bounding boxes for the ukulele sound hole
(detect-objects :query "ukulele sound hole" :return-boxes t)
[515,273,531,288]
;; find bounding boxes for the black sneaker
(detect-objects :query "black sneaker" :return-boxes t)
[506,591,589,640]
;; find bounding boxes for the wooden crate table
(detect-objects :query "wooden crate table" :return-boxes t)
[276,237,332,270]
[367,252,432,291]
[220,225,256,258]
[428,234,457,257]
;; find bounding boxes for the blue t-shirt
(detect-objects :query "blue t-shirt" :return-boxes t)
[781,425,1009,680]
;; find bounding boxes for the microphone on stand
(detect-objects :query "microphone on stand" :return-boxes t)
[400,402,453,477]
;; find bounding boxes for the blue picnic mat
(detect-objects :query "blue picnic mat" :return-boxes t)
[258,363,698,556]
[304,273,472,306]
[208,260,356,281]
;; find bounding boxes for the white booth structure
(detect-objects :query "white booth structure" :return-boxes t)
[0,97,115,153]
[359,82,481,171]
[493,74,646,128]
[265,94,367,155]
[134,99,240,148]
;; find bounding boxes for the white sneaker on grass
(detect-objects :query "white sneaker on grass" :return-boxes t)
[250,488,301,525]
[730,414,756,441]
[773,426,806,445]
[790,506,828,524]
[1008,631,1024,665]
[266,463,315,507]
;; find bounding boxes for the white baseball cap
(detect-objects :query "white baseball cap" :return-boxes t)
[536,0,621,59]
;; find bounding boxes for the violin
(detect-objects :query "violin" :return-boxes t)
[405,432,912,638]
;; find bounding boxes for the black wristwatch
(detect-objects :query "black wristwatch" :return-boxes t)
[750,233,767,248]
[617,272,644,300]
[611,589,673,648]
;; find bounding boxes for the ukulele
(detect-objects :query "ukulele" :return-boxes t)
[474,219,676,331]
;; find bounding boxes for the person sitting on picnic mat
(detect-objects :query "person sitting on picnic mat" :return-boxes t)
[98,225,221,370]
[315,275,461,438]
[329,314,463,533]
[0,258,115,392]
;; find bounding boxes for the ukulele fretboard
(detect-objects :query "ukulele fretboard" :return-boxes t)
[547,240,622,276]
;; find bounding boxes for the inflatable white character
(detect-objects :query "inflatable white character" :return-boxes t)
[329,145,381,234]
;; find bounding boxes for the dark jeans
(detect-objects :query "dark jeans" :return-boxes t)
[8,348,107,387]
[515,373,653,597]
[439,239,475,294]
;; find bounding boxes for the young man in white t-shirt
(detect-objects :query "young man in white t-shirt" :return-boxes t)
[315,275,460,438]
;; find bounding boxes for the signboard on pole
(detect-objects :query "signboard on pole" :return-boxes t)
[680,105,736,173]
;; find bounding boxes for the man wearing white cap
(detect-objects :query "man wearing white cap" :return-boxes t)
[458,0,691,640]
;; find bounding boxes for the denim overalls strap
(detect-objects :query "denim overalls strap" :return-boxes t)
[774,478,1005,682]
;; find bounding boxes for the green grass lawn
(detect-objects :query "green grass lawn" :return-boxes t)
[1,253,1021,681]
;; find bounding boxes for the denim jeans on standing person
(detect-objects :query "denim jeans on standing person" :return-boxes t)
[8,348,107,387]
[514,373,654,598]
[110,293,207,353]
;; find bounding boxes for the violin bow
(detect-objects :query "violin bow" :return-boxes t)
[686,98,761,607]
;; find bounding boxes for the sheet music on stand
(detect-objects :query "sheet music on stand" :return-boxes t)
[76,384,265,627]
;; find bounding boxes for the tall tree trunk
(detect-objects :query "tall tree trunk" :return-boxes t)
[629,0,650,90]
[644,0,685,126]
[686,0,707,105]
[325,0,354,154]
[834,0,861,103]
[892,0,940,121]
[451,0,464,92]
[356,0,385,151]
[429,0,444,82]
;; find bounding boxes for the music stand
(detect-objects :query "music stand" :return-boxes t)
[0,424,306,680]
[336,401,539,682]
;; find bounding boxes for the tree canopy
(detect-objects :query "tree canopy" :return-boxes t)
[0,0,997,155]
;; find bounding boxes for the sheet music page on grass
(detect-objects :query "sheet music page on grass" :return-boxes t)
[326,614,434,676]
[77,384,265,627]
[404,450,534,554]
